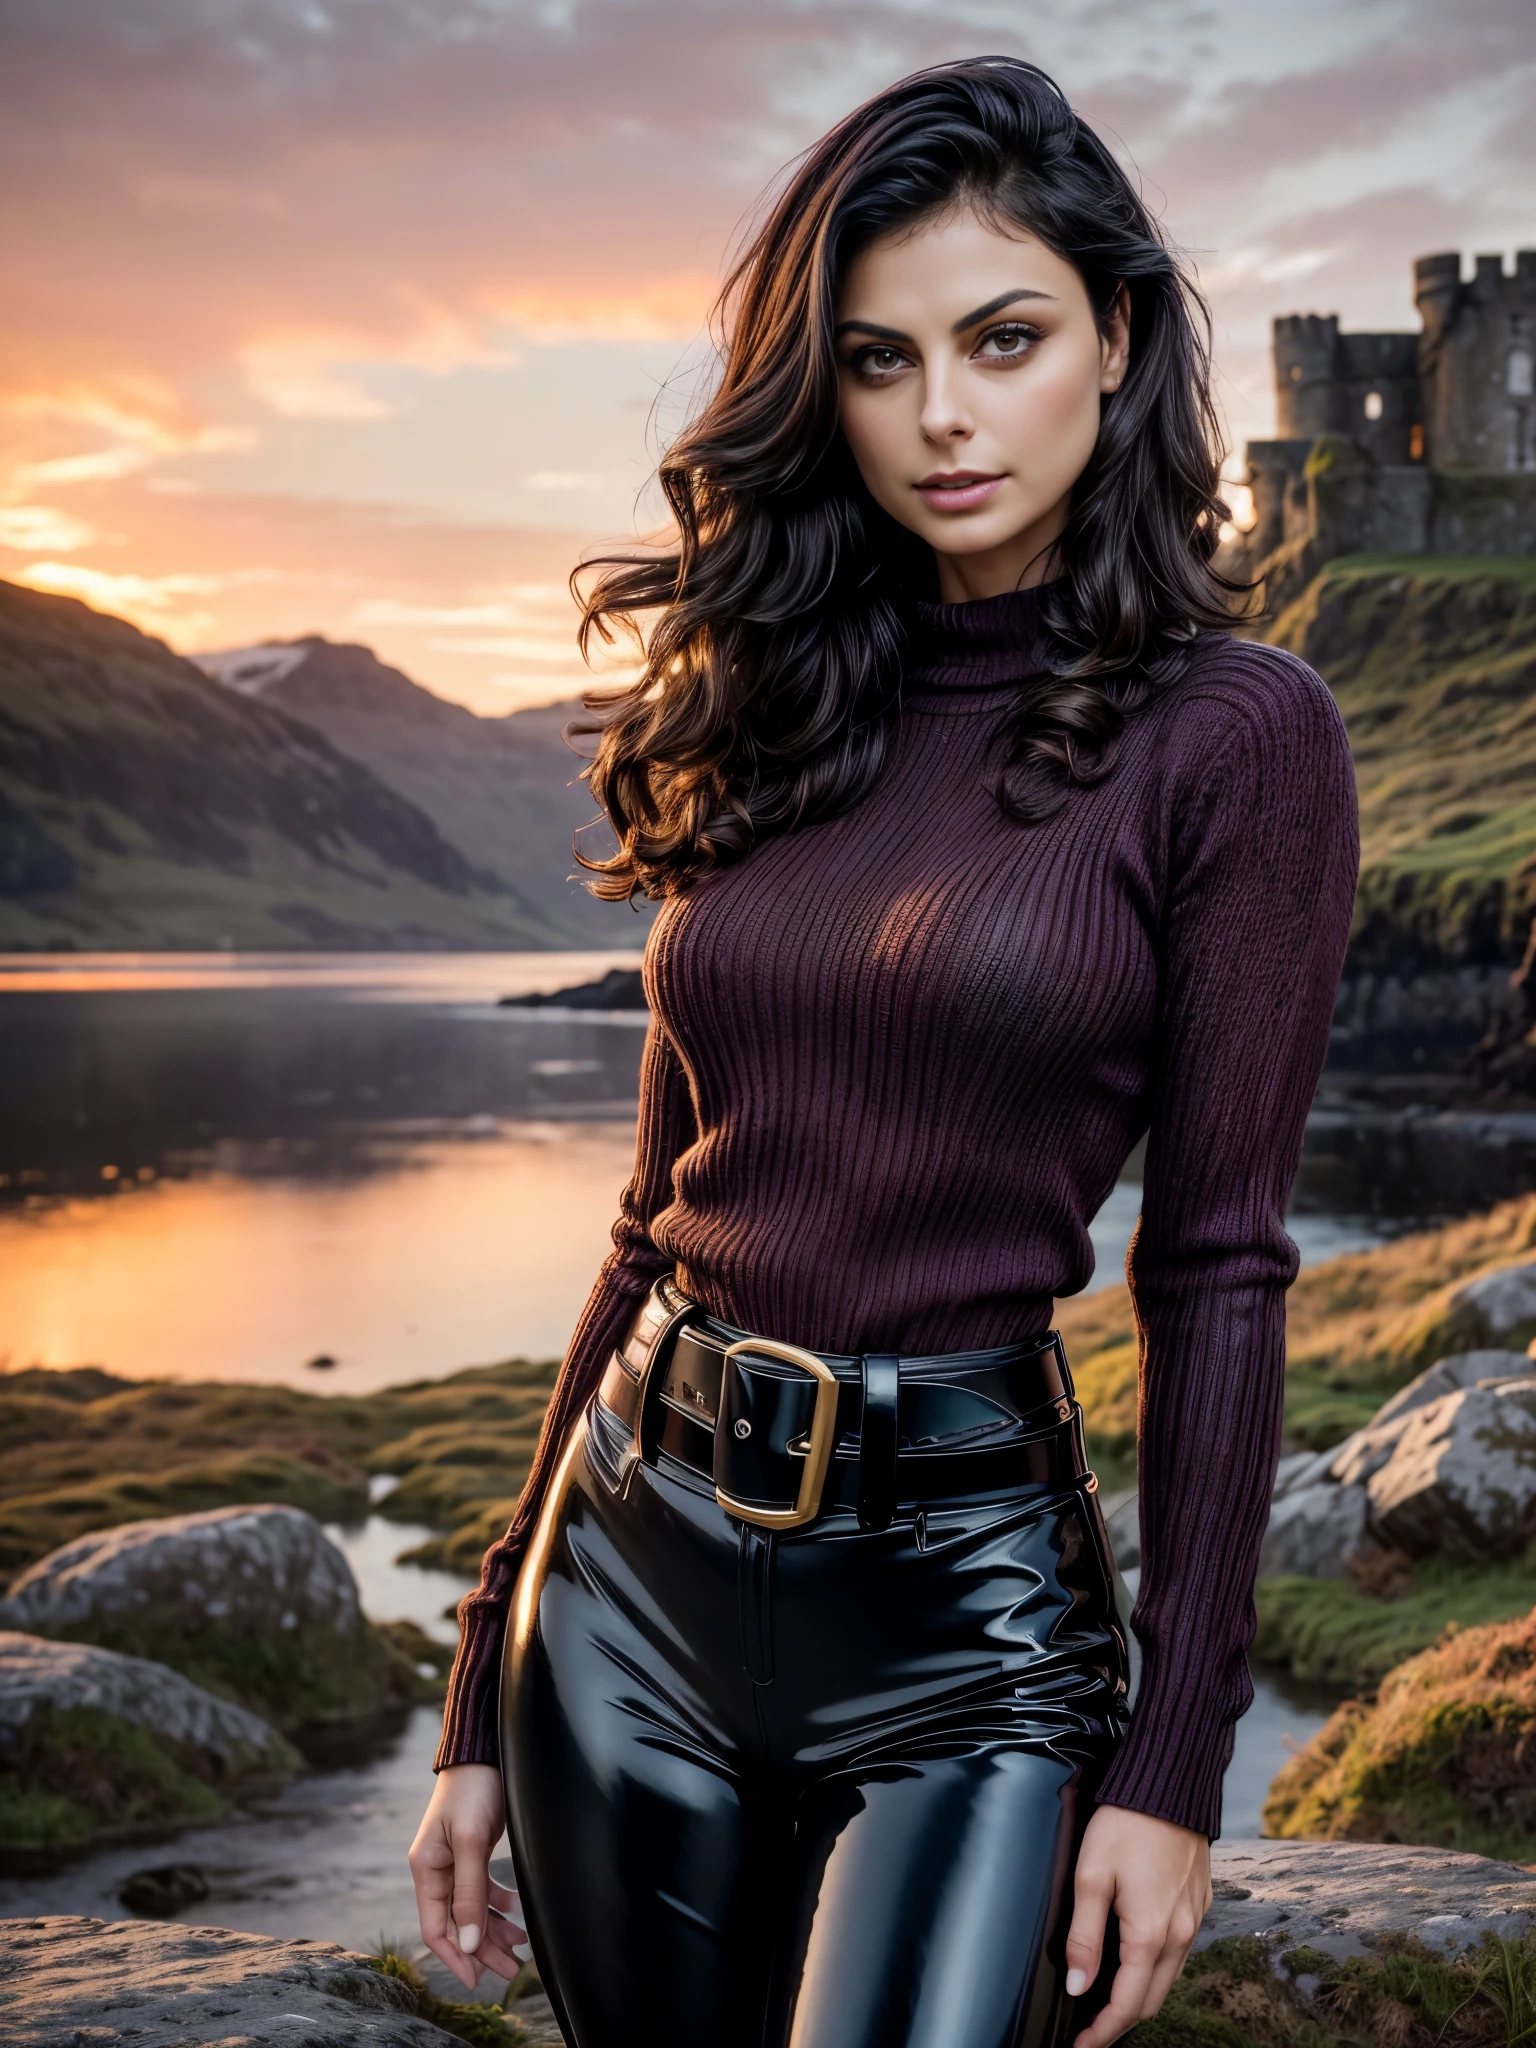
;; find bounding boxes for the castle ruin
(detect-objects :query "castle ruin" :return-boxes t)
[1242,251,1536,597]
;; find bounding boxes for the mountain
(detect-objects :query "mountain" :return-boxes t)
[192,637,654,947]
[0,579,561,951]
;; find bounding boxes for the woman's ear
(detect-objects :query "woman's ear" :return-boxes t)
[1100,284,1132,395]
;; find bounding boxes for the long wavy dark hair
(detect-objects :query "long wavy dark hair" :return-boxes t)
[575,55,1237,901]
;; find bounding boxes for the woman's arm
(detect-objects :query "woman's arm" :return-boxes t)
[1098,652,1358,1834]
[412,1012,697,1982]
[1065,650,1357,2044]
[433,1012,698,1772]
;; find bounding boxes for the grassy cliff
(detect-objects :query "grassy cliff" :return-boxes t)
[1266,555,1536,973]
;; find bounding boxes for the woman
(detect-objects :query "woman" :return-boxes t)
[410,55,1358,2048]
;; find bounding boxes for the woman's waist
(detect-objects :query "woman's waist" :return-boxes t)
[598,1275,1095,1530]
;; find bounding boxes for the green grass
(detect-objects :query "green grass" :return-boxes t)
[1128,1928,1536,2048]
[0,1449,369,1577]
[1254,1560,1536,1691]
[369,1949,527,2045]
[0,1357,561,1580]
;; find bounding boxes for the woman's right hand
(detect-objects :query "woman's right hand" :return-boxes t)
[408,1763,528,1990]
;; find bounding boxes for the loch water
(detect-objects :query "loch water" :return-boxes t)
[1,951,1530,1950]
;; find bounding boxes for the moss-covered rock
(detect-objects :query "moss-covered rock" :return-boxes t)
[1263,1604,1536,1855]
[0,1505,430,1730]
[0,1630,300,1856]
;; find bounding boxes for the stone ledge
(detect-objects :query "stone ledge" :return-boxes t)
[0,1916,464,2047]
[1205,1839,1536,1962]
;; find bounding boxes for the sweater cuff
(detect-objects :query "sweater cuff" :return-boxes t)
[433,1596,508,1772]
[1094,1645,1240,1841]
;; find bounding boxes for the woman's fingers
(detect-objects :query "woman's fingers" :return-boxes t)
[470,1905,527,1982]
[408,1763,509,1992]
[1139,1886,1204,2019]
[1062,1865,1110,2000]
[408,1828,480,1990]
[1074,1931,1157,2048]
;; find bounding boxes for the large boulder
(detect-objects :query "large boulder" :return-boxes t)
[1261,1351,1536,1576]
[0,1505,419,1727]
[1259,1481,1370,1578]
[1371,1347,1535,1428]
[0,1631,298,1854]
[1448,1260,1536,1348]
[0,1918,467,2047]
[1367,1379,1536,1558]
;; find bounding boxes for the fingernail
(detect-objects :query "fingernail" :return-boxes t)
[512,1941,534,1963]
[1066,1969,1089,1997]
[456,1924,481,1953]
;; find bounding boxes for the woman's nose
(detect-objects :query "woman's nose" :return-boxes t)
[919,361,974,444]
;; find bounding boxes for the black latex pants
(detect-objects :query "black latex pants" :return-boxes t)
[501,1392,1128,2048]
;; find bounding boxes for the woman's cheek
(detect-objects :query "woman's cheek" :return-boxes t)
[842,400,909,517]
[991,364,1102,487]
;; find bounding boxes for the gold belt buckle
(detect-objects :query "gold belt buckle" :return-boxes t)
[715,1337,840,1531]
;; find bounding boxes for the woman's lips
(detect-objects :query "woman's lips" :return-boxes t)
[914,472,1005,512]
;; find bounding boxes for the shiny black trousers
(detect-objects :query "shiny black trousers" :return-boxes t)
[502,1392,1127,2048]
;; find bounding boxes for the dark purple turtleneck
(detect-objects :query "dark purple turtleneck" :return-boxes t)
[437,589,1359,1840]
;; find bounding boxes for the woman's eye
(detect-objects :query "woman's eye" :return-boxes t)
[854,345,908,379]
[978,324,1037,361]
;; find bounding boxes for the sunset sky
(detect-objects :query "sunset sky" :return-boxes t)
[2,0,1532,713]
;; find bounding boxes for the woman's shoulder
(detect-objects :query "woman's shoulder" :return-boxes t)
[1148,629,1350,769]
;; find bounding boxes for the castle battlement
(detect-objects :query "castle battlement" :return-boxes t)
[1241,252,1536,603]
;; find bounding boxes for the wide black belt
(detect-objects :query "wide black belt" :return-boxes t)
[596,1279,1095,1533]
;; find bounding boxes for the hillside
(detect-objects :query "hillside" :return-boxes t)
[1267,555,1536,973]
[0,580,559,951]
[194,637,654,947]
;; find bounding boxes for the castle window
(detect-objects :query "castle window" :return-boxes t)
[1409,423,1425,461]
[1364,390,1384,421]
[1510,348,1534,399]
[1289,364,1302,381]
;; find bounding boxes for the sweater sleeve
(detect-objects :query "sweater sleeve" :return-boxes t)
[1095,652,1359,1839]
[434,1013,697,1771]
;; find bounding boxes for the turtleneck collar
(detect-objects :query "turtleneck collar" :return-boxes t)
[907,583,1053,695]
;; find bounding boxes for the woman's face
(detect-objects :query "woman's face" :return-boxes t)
[835,207,1129,604]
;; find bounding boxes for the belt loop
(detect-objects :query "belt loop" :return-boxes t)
[858,1354,900,1532]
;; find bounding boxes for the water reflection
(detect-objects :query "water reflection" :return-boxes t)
[0,950,647,1207]
[0,1122,641,1388]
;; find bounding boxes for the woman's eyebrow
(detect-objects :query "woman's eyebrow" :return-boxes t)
[833,317,912,343]
[953,287,1055,332]
[834,288,1057,346]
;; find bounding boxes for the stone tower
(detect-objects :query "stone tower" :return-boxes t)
[1415,251,1536,472]
[1273,313,1422,465]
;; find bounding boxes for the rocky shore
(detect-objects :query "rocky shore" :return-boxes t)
[6,1842,1536,2046]
[9,1192,1536,2038]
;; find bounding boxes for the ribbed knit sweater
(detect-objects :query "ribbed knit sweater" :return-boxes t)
[437,588,1360,1839]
